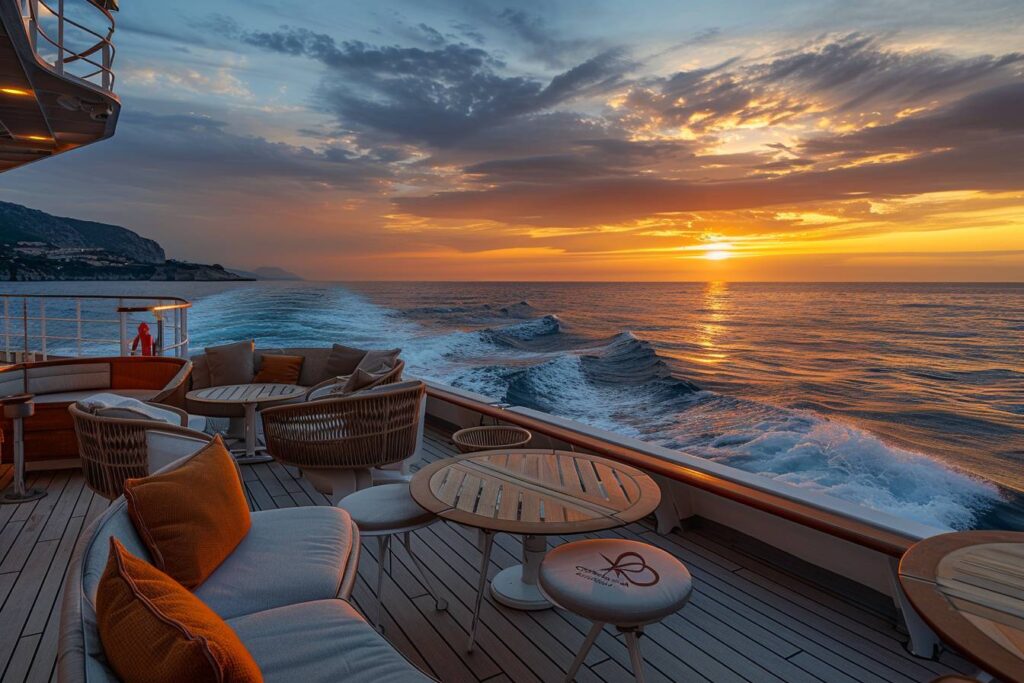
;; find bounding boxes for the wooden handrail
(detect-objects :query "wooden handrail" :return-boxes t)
[425,384,916,557]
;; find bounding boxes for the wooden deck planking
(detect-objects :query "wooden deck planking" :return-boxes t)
[0,427,971,682]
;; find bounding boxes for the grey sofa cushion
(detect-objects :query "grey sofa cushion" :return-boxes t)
[228,599,433,682]
[205,340,255,386]
[194,506,356,619]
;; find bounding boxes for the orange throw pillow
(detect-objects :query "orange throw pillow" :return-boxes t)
[97,538,262,683]
[253,354,304,384]
[125,435,250,589]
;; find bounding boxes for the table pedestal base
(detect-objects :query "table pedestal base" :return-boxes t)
[490,535,551,611]
[232,403,273,464]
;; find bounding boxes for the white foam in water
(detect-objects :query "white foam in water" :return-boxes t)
[185,284,1002,531]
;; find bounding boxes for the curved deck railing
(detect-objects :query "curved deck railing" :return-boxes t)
[20,0,116,91]
[0,294,189,362]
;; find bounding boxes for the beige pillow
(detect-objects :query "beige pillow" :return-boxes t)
[204,340,255,386]
[357,348,400,374]
[328,368,382,396]
[323,344,366,380]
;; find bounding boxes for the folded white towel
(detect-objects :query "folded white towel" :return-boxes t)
[77,392,180,425]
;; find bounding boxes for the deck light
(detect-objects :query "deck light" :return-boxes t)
[1,87,32,96]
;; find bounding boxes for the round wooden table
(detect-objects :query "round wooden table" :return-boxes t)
[186,383,306,464]
[411,448,660,650]
[899,531,1024,683]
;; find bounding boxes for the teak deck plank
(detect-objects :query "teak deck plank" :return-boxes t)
[0,429,969,682]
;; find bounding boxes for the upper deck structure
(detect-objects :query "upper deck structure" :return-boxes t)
[0,0,119,171]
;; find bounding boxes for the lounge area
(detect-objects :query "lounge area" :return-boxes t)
[0,423,976,682]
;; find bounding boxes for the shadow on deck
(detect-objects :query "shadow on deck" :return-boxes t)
[0,427,973,682]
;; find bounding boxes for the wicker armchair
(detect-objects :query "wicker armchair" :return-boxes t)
[69,403,211,499]
[303,359,405,401]
[262,380,425,504]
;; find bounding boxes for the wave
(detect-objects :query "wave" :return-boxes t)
[186,284,1006,531]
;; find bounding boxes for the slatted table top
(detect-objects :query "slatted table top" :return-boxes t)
[900,531,1024,683]
[187,383,306,405]
[410,449,661,536]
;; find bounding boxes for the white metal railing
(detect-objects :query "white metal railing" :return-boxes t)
[20,0,116,91]
[0,294,190,363]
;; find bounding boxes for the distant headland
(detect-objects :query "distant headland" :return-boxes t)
[0,200,301,282]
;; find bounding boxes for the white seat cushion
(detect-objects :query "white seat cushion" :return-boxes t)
[227,599,431,682]
[539,539,692,627]
[33,388,160,404]
[337,483,435,533]
[77,392,180,424]
[194,506,356,619]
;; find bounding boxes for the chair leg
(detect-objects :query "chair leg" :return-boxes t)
[467,530,494,652]
[565,621,604,682]
[374,535,391,632]
[402,531,448,611]
[622,628,646,683]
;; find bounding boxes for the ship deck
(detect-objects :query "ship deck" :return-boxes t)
[0,426,973,683]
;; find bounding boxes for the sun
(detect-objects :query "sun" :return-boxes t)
[702,242,733,260]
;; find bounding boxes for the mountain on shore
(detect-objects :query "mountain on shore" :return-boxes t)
[0,201,266,281]
[0,201,165,264]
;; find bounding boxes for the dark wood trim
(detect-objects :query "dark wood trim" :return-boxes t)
[425,385,916,557]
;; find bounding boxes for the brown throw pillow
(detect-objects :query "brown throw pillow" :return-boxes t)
[124,435,251,589]
[323,343,366,380]
[97,538,262,683]
[205,340,255,386]
[253,354,303,384]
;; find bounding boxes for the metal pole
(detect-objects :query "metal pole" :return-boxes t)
[118,299,127,356]
[180,307,189,358]
[39,299,46,360]
[56,0,64,74]
[75,299,82,357]
[3,298,9,363]
[22,298,28,362]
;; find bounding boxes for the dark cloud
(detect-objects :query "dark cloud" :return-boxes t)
[497,8,592,67]
[803,81,1024,157]
[615,34,1022,137]
[239,26,633,147]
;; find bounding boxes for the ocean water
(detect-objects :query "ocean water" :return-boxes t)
[3,280,1022,531]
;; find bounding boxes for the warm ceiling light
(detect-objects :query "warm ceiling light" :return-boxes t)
[23,135,51,141]
[1,87,32,96]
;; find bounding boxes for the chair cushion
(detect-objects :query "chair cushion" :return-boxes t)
[194,506,356,619]
[124,436,251,589]
[96,538,262,683]
[206,340,256,386]
[77,392,181,424]
[336,368,383,395]
[539,539,692,627]
[227,599,430,682]
[338,483,434,533]
[323,344,366,381]
[253,354,304,384]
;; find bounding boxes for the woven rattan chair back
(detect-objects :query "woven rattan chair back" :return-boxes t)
[69,403,206,499]
[452,425,533,453]
[262,380,425,470]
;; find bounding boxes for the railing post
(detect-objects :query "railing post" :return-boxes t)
[180,306,189,358]
[27,0,38,52]
[3,297,9,363]
[118,299,128,356]
[75,299,82,357]
[22,298,29,362]
[56,0,64,74]
[39,299,46,360]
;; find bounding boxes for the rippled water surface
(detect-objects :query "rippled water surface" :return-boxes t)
[4,280,1022,530]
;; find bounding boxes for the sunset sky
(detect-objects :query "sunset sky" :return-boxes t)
[2,0,1023,280]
